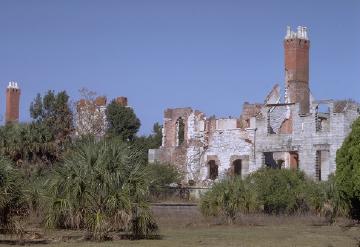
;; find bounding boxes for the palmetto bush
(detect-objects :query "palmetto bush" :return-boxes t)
[200,169,342,222]
[200,177,258,223]
[249,168,343,217]
[0,156,28,232]
[248,168,309,215]
[0,123,58,165]
[44,137,158,240]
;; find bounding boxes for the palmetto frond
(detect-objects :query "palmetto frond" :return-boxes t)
[45,137,158,239]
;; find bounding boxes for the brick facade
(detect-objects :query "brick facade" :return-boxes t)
[5,81,20,124]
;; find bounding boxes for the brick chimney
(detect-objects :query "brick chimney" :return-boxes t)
[284,26,310,115]
[5,81,21,124]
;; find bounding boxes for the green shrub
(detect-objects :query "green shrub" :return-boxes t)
[44,138,158,240]
[303,179,326,215]
[200,168,347,222]
[200,177,258,224]
[321,174,348,222]
[0,157,28,232]
[248,168,310,215]
[147,163,182,192]
[336,117,360,220]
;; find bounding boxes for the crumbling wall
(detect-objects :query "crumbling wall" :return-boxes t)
[151,98,359,185]
[203,127,253,182]
[185,111,207,183]
[239,102,263,128]
[75,95,129,138]
[268,105,290,134]
[162,108,193,147]
[75,96,108,137]
[153,108,208,182]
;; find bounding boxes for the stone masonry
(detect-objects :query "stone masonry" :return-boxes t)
[149,26,360,186]
[75,96,128,137]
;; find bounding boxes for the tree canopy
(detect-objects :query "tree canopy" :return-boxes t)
[105,100,140,141]
[0,90,74,165]
[30,90,73,142]
[336,117,360,220]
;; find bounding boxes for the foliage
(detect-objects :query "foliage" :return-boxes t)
[249,168,309,215]
[0,123,57,164]
[0,157,28,232]
[147,163,183,193]
[303,179,326,215]
[200,177,258,223]
[200,168,346,222]
[105,100,140,141]
[30,90,73,147]
[320,174,348,223]
[336,117,360,220]
[44,138,158,240]
[149,122,163,149]
[132,122,163,163]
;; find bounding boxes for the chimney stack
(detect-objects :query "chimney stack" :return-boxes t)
[5,81,21,124]
[284,26,310,115]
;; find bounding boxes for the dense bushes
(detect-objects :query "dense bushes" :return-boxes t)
[200,177,258,223]
[44,138,158,240]
[249,168,310,214]
[200,168,344,223]
[0,157,28,232]
[336,117,360,220]
[147,163,182,192]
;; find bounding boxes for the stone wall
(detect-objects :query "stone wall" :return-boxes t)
[150,99,359,185]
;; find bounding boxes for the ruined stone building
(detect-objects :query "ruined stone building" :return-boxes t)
[5,81,21,124]
[75,96,128,137]
[149,26,360,185]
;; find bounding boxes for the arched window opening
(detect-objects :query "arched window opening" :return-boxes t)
[276,159,285,169]
[208,160,218,180]
[233,159,242,176]
[290,152,299,170]
[315,150,322,181]
[176,118,185,146]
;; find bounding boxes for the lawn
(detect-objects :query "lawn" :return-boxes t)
[1,206,359,246]
[11,224,357,247]
[1,222,359,247]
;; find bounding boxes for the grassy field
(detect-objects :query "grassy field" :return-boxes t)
[3,224,356,247]
[1,206,359,246]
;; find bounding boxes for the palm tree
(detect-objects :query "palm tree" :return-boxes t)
[45,137,158,240]
[0,156,27,232]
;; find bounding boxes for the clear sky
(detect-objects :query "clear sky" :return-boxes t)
[1,0,359,134]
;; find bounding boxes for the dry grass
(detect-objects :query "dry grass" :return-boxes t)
[0,206,359,247]
[2,224,358,247]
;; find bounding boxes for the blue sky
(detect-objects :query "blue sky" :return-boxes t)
[1,0,359,134]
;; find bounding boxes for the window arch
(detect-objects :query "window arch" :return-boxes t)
[208,160,218,180]
[176,117,185,146]
[233,159,242,176]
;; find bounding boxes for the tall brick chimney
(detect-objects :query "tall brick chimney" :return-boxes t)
[284,26,310,115]
[5,81,21,124]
